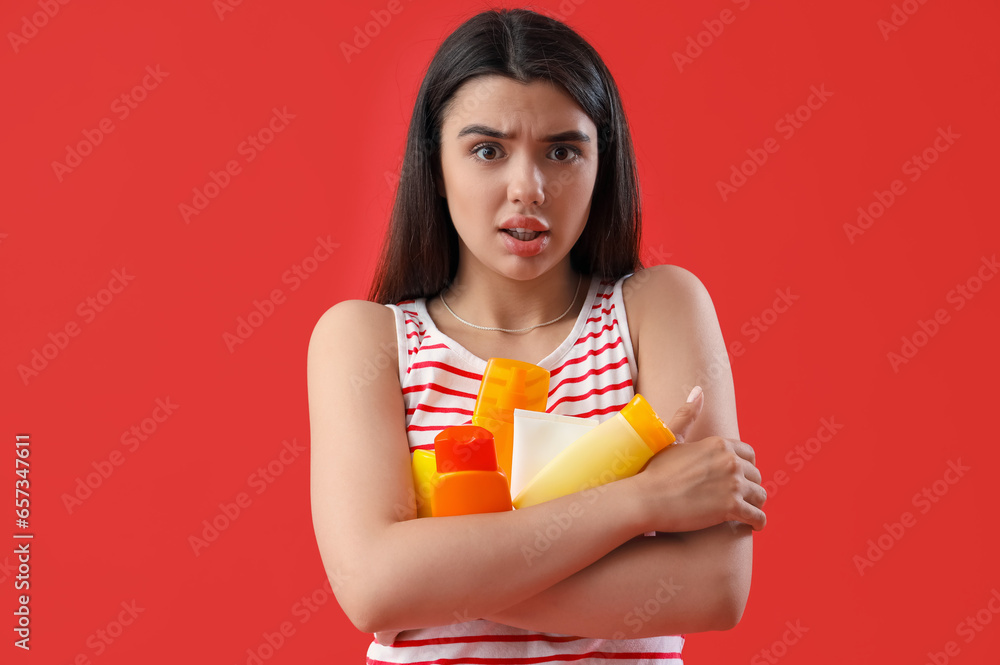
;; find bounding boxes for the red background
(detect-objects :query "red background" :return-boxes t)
[3,0,999,663]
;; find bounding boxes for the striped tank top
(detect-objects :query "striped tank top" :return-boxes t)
[373,272,685,664]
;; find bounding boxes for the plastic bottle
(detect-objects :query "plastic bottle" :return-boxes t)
[471,358,550,484]
[512,394,676,509]
[433,425,512,516]
[410,449,438,518]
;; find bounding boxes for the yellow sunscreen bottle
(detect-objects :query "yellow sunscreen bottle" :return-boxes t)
[410,449,439,518]
[472,358,550,484]
[512,394,676,509]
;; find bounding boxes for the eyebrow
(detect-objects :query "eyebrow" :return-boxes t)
[456,124,591,143]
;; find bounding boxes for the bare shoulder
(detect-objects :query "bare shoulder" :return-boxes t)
[307,299,399,377]
[309,299,397,343]
[622,264,716,356]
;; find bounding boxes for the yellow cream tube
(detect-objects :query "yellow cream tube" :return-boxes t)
[512,394,675,509]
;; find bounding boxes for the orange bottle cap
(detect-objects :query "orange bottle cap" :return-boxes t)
[620,394,676,454]
[434,425,500,473]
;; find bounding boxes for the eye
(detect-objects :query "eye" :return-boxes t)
[470,143,504,162]
[550,145,583,162]
[468,143,584,164]
[552,145,583,164]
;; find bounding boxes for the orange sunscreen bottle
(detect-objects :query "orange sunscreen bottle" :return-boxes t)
[472,358,550,484]
[512,394,676,509]
[433,425,512,517]
[410,449,439,518]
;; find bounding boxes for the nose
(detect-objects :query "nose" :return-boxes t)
[507,154,545,207]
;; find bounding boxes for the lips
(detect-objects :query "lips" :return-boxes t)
[500,228,550,257]
[500,215,549,243]
[500,215,548,233]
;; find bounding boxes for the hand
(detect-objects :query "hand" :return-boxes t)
[632,387,767,533]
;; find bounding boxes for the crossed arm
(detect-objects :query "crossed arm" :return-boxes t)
[485,523,751,639]
[368,266,756,643]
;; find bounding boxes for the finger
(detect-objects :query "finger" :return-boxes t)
[740,458,762,486]
[745,479,767,508]
[729,501,767,532]
[732,439,756,465]
[665,386,704,444]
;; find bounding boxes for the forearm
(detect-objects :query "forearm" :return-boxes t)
[484,521,754,638]
[344,479,647,633]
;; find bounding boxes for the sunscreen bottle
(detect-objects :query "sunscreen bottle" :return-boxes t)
[472,358,550,484]
[433,425,512,516]
[410,449,438,518]
[512,394,676,509]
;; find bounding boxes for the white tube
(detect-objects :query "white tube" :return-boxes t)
[510,409,599,501]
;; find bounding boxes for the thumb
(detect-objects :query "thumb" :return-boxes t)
[665,386,704,444]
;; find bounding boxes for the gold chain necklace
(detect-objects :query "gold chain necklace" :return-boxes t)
[439,274,583,334]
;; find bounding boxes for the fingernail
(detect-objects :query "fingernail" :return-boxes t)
[685,386,702,403]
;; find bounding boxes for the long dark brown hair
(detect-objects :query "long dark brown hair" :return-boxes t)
[367,8,644,305]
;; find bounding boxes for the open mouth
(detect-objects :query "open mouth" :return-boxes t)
[502,229,544,241]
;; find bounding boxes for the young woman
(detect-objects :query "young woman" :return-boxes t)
[308,9,767,663]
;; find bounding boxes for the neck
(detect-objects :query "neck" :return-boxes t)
[441,265,584,333]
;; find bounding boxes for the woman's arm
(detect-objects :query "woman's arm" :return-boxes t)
[481,265,760,636]
[484,524,748,639]
[309,300,680,635]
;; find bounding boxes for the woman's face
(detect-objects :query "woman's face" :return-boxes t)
[436,75,599,281]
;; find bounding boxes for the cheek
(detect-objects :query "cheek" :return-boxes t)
[560,168,597,207]
[441,164,496,233]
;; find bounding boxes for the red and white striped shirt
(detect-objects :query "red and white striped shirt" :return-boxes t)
[373,272,685,664]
